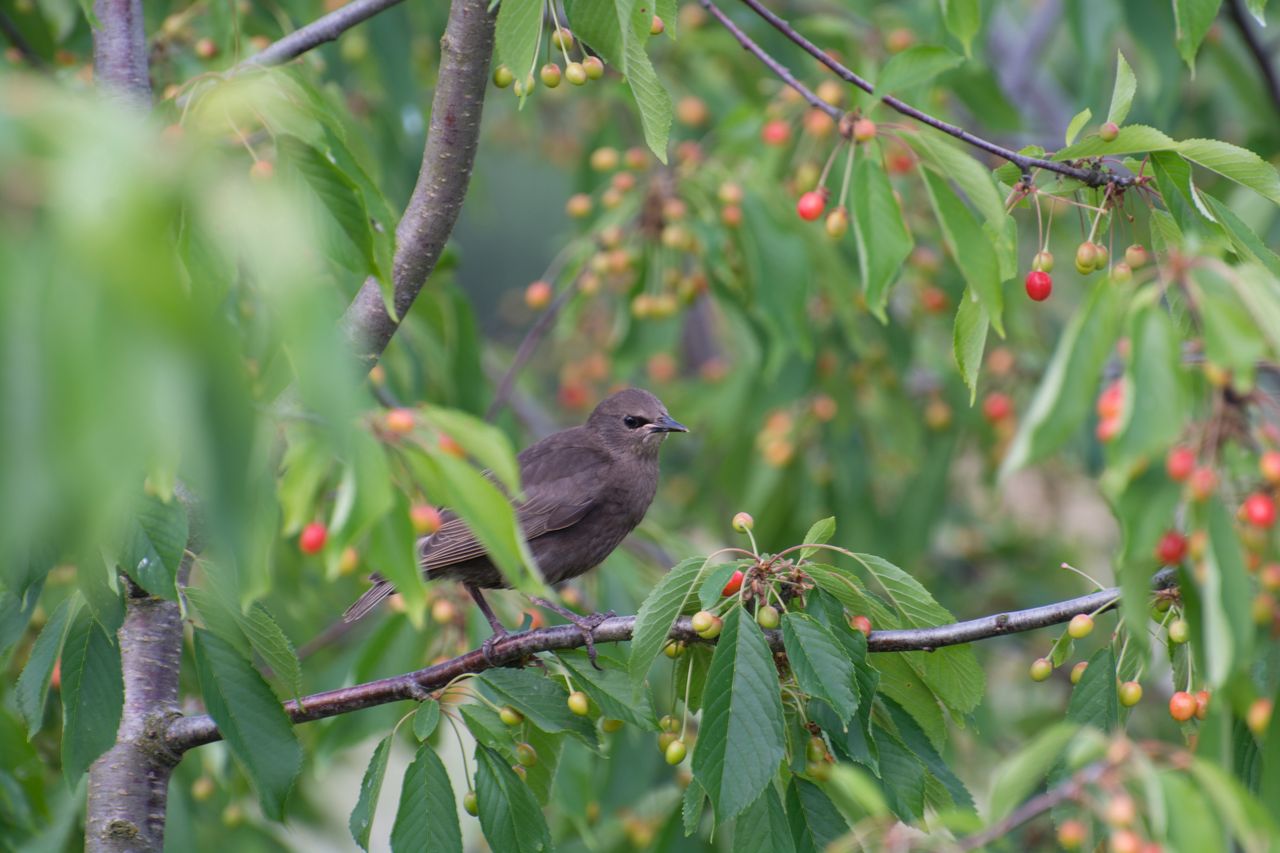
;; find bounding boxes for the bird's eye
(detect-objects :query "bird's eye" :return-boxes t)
[623,415,646,429]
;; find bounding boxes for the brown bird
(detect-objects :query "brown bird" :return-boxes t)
[345,388,687,661]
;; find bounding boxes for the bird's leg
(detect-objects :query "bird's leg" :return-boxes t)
[530,597,616,670]
[466,584,511,665]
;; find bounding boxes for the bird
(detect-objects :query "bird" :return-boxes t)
[344,387,687,663]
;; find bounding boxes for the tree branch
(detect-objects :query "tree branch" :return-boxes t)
[1225,0,1280,116]
[957,760,1109,851]
[91,0,150,106]
[339,0,496,368]
[704,0,1129,189]
[0,8,48,71]
[245,0,408,68]
[163,569,1176,754]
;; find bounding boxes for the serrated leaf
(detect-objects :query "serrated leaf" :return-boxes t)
[391,743,462,853]
[798,516,835,562]
[921,169,1004,335]
[682,777,707,837]
[60,606,122,783]
[1067,647,1119,732]
[241,603,302,702]
[875,726,927,820]
[905,131,1007,227]
[495,0,544,83]
[1173,0,1222,69]
[478,668,599,746]
[1055,124,1177,159]
[192,629,301,819]
[1107,51,1137,125]
[17,596,77,737]
[691,607,786,821]
[349,735,392,850]
[987,722,1078,820]
[629,556,710,686]
[786,778,849,853]
[882,696,974,811]
[953,288,989,401]
[556,650,657,729]
[877,46,963,94]
[941,0,981,55]
[413,700,441,741]
[782,613,858,723]
[1177,138,1280,205]
[733,783,796,853]
[852,153,913,320]
[1001,281,1127,476]
[474,744,552,853]
[1202,197,1280,279]
[116,494,188,599]
[623,34,673,162]
[1065,108,1092,147]
[184,586,251,656]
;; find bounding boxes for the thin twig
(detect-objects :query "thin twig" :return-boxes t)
[162,568,1177,753]
[1225,0,1280,116]
[245,0,407,68]
[718,0,1129,189]
[957,761,1110,850]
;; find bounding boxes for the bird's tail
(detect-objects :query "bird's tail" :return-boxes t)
[344,577,395,622]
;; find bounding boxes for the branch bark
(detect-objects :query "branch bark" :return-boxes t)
[340,0,496,368]
[163,569,1175,754]
[91,0,150,106]
[246,0,408,69]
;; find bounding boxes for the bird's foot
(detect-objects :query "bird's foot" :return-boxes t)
[480,626,511,666]
[531,598,616,669]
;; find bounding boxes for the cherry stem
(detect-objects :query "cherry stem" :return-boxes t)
[837,138,856,210]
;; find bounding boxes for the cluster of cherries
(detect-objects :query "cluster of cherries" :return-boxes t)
[1022,241,1148,302]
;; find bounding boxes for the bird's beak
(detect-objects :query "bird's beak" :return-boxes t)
[649,414,688,433]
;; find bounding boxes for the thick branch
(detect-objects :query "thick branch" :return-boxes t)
[705,0,1128,189]
[91,0,150,106]
[246,0,408,68]
[340,0,495,368]
[163,570,1174,754]
[1225,0,1280,116]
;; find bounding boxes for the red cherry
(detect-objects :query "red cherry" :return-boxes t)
[1195,689,1211,720]
[981,392,1012,423]
[1165,446,1195,481]
[850,615,872,637]
[1169,691,1197,721]
[796,190,827,221]
[721,570,744,596]
[1096,381,1124,420]
[761,120,791,146]
[299,522,327,555]
[1024,270,1052,301]
[1243,492,1277,528]
[1155,530,1187,565]
[1188,466,1217,501]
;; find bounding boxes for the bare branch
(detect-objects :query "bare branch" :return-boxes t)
[246,0,408,69]
[91,0,150,106]
[958,760,1109,851]
[163,569,1175,754]
[704,0,1130,189]
[1225,0,1280,116]
[340,0,496,367]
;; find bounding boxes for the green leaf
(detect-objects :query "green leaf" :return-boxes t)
[366,495,429,626]
[1054,124,1177,159]
[556,650,657,729]
[1065,108,1092,147]
[276,135,381,281]
[700,563,744,610]
[17,596,77,737]
[349,735,392,851]
[474,744,552,853]
[413,700,441,741]
[629,556,709,686]
[565,0,633,73]
[692,607,787,821]
[1112,466,1182,659]
[1177,138,1280,205]
[1106,51,1137,125]
[683,777,707,836]
[941,0,981,55]
[1109,295,1192,467]
[1001,281,1127,476]
[1173,0,1223,69]
[60,605,122,783]
[875,726,927,820]
[192,629,301,819]
[798,517,836,562]
[332,430,394,545]
[786,778,849,853]
[1197,499,1253,686]
[1067,647,1119,732]
[478,668,599,746]
[391,743,463,853]
[117,494,188,599]
[278,430,333,535]
[1201,197,1280,279]
[906,131,1007,228]
[418,407,522,494]
[921,169,1004,335]
[781,613,858,723]
[1187,759,1280,849]
[876,46,963,94]
[495,0,544,82]
[733,783,796,853]
[953,288,989,402]
[623,34,673,162]
[1190,269,1266,389]
[882,697,974,811]
[241,603,302,702]
[986,722,1079,821]
[851,153,913,320]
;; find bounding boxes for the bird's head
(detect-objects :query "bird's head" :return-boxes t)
[587,388,687,457]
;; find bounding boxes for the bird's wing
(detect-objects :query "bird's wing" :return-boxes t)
[420,439,611,573]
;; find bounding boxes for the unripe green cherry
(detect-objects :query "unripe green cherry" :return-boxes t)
[660,714,681,733]
[515,742,538,767]
[1067,613,1094,639]
[663,640,686,659]
[657,731,678,752]
[825,207,849,238]
[551,28,574,51]
[601,718,624,732]
[1124,244,1148,268]
[1168,618,1190,644]
[691,610,716,634]
[565,62,587,85]
[493,65,514,88]
[1070,661,1088,684]
[1093,243,1109,267]
[1118,681,1143,706]
[1110,262,1133,284]
[1075,241,1098,274]
[1030,657,1053,681]
[540,63,562,88]
[1099,121,1120,142]
[499,705,523,726]
[806,758,832,781]
[806,736,827,763]
[1032,250,1054,273]
[463,790,479,815]
[567,691,590,716]
[583,55,604,79]
[756,604,780,629]
[732,511,754,532]
[664,738,686,765]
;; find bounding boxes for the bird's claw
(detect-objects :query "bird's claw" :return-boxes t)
[481,628,510,666]
[530,598,616,670]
